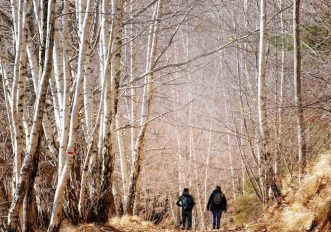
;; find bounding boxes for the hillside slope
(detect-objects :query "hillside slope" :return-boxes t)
[250,152,331,232]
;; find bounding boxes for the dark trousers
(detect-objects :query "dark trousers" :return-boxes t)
[181,210,192,229]
[212,209,222,229]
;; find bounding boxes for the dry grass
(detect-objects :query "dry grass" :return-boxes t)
[61,223,105,232]
[61,215,181,232]
[249,152,331,232]
[109,215,158,231]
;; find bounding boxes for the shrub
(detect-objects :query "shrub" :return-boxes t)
[232,181,262,226]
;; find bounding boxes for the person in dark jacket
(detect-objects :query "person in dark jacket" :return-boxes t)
[206,186,227,230]
[176,188,195,230]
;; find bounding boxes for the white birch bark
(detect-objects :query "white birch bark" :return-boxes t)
[78,41,95,218]
[8,0,31,228]
[48,0,93,230]
[10,0,25,191]
[203,75,217,207]
[223,85,236,197]
[58,0,72,175]
[10,0,18,37]
[116,116,129,198]
[53,21,64,118]
[27,38,40,90]
[186,36,193,189]
[257,0,268,155]
[83,44,94,143]
[172,89,183,194]
[257,0,280,201]
[171,49,184,194]
[7,0,56,229]
[78,0,116,218]
[32,0,41,33]
[99,0,111,76]
[129,0,137,163]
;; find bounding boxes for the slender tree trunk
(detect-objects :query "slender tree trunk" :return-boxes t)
[257,0,280,202]
[275,0,285,175]
[203,75,217,206]
[10,0,25,194]
[96,0,124,222]
[48,0,93,230]
[293,0,305,182]
[223,86,237,197]
[192,143,205,230]
[172,88,183,194]
[116,116,129,199]
[58,0,72,175]
[171,48,185,193]
[129,0,137,166]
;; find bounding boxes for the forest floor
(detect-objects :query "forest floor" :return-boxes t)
[60,215,243,232]
[61,151,331,232]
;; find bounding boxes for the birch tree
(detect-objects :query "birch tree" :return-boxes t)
[48,0,94,230]
[96,0,125,222]
[7,0,57,230]
[257,0,280,202]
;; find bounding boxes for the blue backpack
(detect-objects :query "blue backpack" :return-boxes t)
[182,195,194,211]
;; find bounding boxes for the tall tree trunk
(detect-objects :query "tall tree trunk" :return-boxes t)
[10,0,25,195]
[172,88,183,194]
[257,0,280,202]
[274,0,286,175]
[96,0,124,222]
[48,0,93,230]
[293,0,306,182]
[58,0,72,175]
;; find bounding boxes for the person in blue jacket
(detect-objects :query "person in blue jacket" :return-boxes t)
[176,188,195,230]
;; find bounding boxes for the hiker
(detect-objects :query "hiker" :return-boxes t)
[206,185,227,230]
[176,188,195,230]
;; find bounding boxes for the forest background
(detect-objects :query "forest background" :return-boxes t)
[0,0,330,231]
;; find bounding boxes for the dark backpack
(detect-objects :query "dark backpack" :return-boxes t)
[182,195,194,211]
[213,192,223,205]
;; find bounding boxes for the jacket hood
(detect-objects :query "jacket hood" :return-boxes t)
[213,189,222,194]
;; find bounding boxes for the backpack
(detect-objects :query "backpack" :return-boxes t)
[182,195,194,211]
[213,192,223,205]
